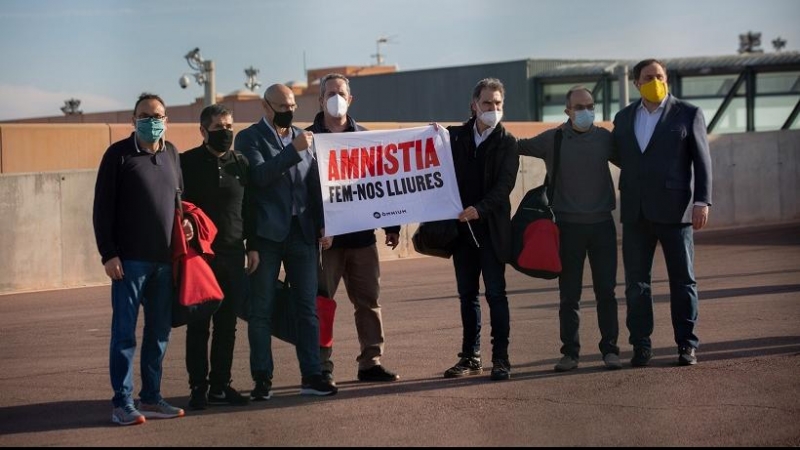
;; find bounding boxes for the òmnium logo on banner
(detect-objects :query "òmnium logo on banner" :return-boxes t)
[314,125,463,235]
[374,209,407,219]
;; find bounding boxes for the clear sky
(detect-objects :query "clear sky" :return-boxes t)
[0,0,798,121]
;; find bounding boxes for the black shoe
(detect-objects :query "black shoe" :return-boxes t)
[209,384,250,406]
[188,385,208,410]
[321,370,336,386]
[490,359,511,381]
[300,374,338,396]
[358,365,400,382]
[631,347,653,367]
[444,353,483,378]
[250,380,273,401]
[678,346,697,366]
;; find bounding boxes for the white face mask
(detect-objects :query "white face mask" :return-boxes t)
[325,94,348,118]
[475,101,502,128]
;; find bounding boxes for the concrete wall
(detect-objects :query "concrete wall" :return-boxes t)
[0,127,798,294]
[0,122,566,174]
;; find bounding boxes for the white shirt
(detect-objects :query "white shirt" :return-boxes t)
[472,121,496,148]
[634,96,668,152]
[632,99,708,208]
[262,117,294,149]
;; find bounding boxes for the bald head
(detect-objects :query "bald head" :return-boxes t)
[262,84,297,128]
[264,84,293,103]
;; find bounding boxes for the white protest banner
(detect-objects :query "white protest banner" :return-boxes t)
[313,125,463,236]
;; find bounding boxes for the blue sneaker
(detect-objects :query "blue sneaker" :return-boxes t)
[137,399,185,419]
[111,404,146,426]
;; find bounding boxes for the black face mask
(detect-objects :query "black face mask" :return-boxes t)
[272,109,293,128]
[205,128,233,153]
[266,100,293,128]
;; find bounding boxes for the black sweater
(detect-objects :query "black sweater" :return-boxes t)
[93,133,182,264]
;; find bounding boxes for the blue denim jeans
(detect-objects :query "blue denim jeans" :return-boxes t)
[623,219,699,350]
[109,259,173,408]
[451,224,510,361]
[249,220,321,381]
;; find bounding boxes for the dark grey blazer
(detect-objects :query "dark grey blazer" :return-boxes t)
[234,119,323,245]
[611,95,712,224]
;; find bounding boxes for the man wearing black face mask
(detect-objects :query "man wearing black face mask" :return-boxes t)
[180,104,259,409]
[235,84,336,399]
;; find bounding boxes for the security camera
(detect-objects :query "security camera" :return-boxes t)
[179,75,191,89]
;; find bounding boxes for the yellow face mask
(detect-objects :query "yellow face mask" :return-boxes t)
[639,79,668,103]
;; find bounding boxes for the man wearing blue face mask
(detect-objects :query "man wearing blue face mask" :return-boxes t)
[517,86,621,373]
[94,93,191,425]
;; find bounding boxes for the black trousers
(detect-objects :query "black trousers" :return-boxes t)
[557,220,619,359]
[186,251,246,389]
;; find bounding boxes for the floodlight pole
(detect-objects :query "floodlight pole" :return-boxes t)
[184,48,216,107]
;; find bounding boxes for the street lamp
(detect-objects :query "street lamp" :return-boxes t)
[179,47,216,107]
[60,98,82,115]
[738,31,764,54]
[244,66,262,92]
[772,36,787,52]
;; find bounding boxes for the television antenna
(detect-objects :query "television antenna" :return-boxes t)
[371,35,398,66]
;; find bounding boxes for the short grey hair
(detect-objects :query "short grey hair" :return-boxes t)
[472,78,505,101]
[319,73,350,98]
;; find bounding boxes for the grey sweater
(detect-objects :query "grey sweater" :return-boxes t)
[517,123,616,224]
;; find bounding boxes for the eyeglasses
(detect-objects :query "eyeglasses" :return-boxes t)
[136,114,167,120]
[266,100,297,112]
[571,104,594,111]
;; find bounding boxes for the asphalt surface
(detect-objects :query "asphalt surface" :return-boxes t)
[1,224,799,446]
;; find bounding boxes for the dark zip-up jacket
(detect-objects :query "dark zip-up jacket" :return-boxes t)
[448,119,519,262]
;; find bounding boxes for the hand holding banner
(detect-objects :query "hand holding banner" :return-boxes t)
[314,125,463,236]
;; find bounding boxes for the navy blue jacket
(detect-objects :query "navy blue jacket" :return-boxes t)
[234,120,323,245]
[612,95,713,224]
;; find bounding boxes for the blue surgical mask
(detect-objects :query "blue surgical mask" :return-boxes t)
[136,118,166,143]
[572,109,595,130]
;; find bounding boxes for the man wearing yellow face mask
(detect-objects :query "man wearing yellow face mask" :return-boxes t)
[611,59,712,368]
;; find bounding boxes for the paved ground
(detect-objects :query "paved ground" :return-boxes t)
[1,223,799,446]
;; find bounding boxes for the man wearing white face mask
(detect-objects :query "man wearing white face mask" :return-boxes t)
[517,86,621,373]
[305,73,401,384]
[443,78,519,381]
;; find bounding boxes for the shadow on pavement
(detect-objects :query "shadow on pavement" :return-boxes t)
[2,335,797,436]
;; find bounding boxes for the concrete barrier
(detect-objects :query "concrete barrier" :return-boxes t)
[0,127,798,294]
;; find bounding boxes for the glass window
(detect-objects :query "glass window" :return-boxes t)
[542,105,566,122]
[682,75,746,98]
[701,97,747,134]
[542,83,575,106]
[610,80,640,103]
[542,81,600,106]
[755,95,800,131]
[756,72,800,94]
